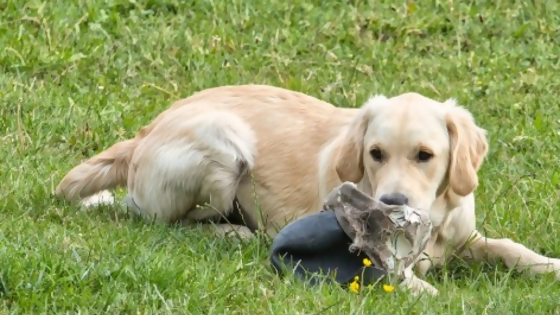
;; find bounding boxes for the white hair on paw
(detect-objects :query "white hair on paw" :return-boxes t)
[80,190,115,209]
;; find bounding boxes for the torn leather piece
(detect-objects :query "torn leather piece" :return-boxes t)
[323,182,433,278]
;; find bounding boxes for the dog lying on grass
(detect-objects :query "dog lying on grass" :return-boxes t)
[55,84,560,295]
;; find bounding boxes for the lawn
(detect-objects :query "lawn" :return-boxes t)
[1,0,560,313]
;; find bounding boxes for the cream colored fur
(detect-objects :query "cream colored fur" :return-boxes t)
[56,85,560,296]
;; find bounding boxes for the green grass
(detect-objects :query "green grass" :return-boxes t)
[1,0,560,313]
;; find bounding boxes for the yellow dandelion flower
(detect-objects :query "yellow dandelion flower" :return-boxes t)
[383,284,395,293]
[354,276,359,281]
[349,280,360,293]
[362,258,372,267]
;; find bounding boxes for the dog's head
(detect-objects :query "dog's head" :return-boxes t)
[334,92,488,211]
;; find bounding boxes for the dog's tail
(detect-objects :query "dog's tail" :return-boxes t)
[56,139,138,202]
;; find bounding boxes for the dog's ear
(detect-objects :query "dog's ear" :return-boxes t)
[334,96,387,183]
[445,100,489,196]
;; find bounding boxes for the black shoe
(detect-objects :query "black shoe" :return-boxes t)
[270,210,386,286]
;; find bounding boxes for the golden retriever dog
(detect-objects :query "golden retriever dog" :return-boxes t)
[55,84,560,295]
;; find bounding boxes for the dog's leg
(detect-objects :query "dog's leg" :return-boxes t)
[203,223,255,239]
[128,111,256,224]
[460,231,560,279]
[395,259,438,296]
[400,274,438,296]
[179,203,256,240]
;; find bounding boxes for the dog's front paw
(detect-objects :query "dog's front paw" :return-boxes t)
[400,275,438,297]
[523,256,560,280]
[549,258,560,280]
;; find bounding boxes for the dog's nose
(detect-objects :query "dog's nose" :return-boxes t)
[379,193,409,206]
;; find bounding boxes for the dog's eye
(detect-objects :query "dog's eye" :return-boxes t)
[370,148,384,162]
[417,150,433,162]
